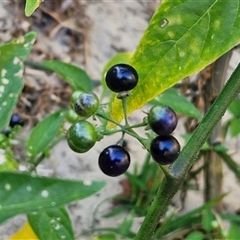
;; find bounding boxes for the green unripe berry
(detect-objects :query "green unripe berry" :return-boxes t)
[74,92,99,118]
[66,109,79,123]
[71,90,83,104]
[67,120,97,153]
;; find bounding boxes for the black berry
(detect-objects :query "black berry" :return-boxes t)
[105,64,138,92]
[148,105,177,135]
[9,113,24,128]
[98,145,131,177]
[150,135,180,165]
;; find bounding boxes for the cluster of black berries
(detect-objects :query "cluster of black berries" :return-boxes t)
[98,64,138,177]
[148,105,180,165]
[101,63,180,176]
[67,63,180,177]
[1,113,24,137]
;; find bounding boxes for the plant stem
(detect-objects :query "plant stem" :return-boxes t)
[135,62,240,240]
[122,97,130,126]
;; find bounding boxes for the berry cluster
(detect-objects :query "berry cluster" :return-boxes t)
[148,106,180,165]
[2,113,24,137]
[66,63,180,177]
[67,92,99,153]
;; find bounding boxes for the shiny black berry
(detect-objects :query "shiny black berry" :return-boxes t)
[148,105,177,135]
[98,145,131,177]
[9,113,24,128]
[150,135,180,165]
[105,64,138,92]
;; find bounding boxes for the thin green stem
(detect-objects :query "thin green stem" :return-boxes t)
[95,111,123,128]
[122,97,130,126]
[135,62,240,240]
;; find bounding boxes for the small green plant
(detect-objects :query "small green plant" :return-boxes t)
[0,0,240,239]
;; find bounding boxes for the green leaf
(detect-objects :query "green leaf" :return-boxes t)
[228,221,240,240]
[0,171,105,223]
[41,60,93,92]
[0,154,18,171]
[162,194,227,234]
[94,234,117,240]
[185,231,205,240]
[229,118,240,137]
[0,32,37,131]
[25,0,42,17]
[109,0,240,124]
[217,151,240,179]
[28,207,74,240]
[27,111,65,157]
[150,88,202,119]
[228,99,240,118]
[201,208,215,232]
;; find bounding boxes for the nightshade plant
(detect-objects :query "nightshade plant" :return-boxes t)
[0,0,239,239]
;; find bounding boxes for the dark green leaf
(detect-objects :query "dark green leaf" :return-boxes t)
[228,99,240,118]
[41,60,93,92]
[27,110,65,157]
[218,151,240,179]
[109,0,240,124]
[0,171,105,223]
[162,194,227,234]
[151,88,202,119]
[213,144,228,153]
[0,32,37,131]
[221,213,240,222]
[28,207,74,240]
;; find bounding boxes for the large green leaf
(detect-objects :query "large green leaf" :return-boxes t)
[0,32,37,131]
[27,110,65,157]
[25,0,42,17]
[150,88,202,119]
[0,171,105,223]
[28,207,74,240]
[109,0,240,124]
[41,60,93,92]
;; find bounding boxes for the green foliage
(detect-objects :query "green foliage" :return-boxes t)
[151,88,202,119]
[41,60,93,92]
[0,32,37,131]
[224,99,240,137]
[228,221,240,239]
[28,207,74,240]
[25,0,42,17]
[109,0,240,124]
[0,171,105,224]
[27,110,65,157]
[185,231,205,240]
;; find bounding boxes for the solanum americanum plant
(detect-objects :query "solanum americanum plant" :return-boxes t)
[66,63,181,177]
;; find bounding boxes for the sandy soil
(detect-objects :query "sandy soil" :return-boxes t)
[0,1,240,240]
